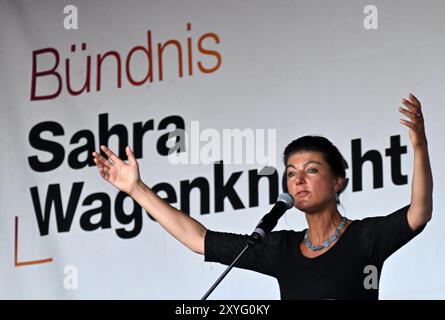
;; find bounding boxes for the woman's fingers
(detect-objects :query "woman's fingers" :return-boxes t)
[399,106,418,121]
[92,151,113,168]
[95,159,110,178]
[126,145,138,166]
[401,99,419,114]
[400,118,417,130]
[99,167,108,179]
[402,93,422,116]
[93,151,114,182]
[399,93,427,149]
[93,157,110,174]
[408,93,421,108]
[98,163,110,173]
[400,93,423,125]
[100,145,124,165]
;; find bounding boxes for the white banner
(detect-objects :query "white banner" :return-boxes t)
[0,0,443,299]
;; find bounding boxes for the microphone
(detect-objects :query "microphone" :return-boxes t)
[249,193,294,245]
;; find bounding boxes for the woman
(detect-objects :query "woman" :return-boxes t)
[92,93,432,299]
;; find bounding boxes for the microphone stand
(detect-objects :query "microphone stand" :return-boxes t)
[201,234,261,300]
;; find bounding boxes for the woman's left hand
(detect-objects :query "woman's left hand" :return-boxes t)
[399,93,428,150]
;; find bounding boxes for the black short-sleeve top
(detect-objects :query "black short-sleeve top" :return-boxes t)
[204,205,426,299]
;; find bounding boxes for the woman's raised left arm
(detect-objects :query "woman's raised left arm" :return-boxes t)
[399,93,433,231]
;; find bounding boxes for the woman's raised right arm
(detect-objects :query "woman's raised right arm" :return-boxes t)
[92,145,207,254]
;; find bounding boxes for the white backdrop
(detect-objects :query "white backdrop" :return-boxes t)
[0,0,444,299]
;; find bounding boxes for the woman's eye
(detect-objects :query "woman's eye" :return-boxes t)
[287,172,295,177]
[307,168,318,173]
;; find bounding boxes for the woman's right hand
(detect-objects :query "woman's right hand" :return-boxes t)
[92,145,141,196]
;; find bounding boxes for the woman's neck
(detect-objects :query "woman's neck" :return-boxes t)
[305,206,343,245]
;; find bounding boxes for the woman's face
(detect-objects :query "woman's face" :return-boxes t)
[286,151,342,213]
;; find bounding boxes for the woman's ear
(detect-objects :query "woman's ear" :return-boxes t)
[334,177,345,193]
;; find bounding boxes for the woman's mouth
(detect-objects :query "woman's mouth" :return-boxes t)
[296,191,309,197]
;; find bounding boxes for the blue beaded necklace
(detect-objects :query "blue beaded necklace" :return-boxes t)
[303,216,348,251]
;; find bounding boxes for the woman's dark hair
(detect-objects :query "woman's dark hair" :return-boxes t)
[283,135,347,203]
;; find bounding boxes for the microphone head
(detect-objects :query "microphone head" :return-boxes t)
[277,193,294,209]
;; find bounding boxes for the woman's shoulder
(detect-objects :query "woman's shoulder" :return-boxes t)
[345,204,424,265]
[347,204,411,231]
